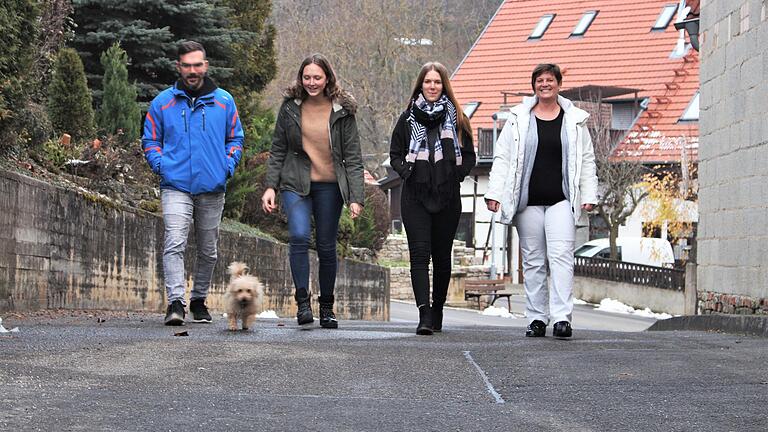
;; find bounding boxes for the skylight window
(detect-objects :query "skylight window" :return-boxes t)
[679,92,699,121]
[463,101,481,119]
[571,11,598,37]
[529,14,556,40]
[652,4,678,30]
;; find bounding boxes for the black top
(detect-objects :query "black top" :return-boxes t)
[528,108,566,206]
[388,111,477,213]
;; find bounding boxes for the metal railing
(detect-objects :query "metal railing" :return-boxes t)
[574,256,684,291]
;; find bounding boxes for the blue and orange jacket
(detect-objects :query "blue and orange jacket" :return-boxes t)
[142,81,244,194]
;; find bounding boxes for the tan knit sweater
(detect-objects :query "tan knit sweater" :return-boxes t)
[301,98,335,182]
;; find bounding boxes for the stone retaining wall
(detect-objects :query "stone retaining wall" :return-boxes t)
[0,169,388,320]
[699,291,768,315]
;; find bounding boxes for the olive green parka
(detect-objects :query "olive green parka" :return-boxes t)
[265,89,365,205]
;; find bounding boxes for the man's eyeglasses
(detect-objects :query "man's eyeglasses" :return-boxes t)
[179,62,206,70]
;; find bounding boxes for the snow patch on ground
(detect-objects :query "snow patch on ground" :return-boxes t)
[0,317,19,333]
[480,306,519,318]
[257,310,280,319]
[595,298,672,320]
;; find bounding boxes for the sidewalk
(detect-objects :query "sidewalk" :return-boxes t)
[2,310,766,431]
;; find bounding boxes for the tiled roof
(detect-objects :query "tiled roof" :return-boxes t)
[451,0,699,163]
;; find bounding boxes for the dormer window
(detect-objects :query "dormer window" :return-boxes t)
[529,14,556,40]
[679,92,699,121]
[652,4,678,31]
[571,11,598,37]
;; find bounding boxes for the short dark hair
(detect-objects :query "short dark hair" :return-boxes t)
[178,41,206,59]
[531,63,562,90]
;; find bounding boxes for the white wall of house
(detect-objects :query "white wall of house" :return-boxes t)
[463,174,521,282]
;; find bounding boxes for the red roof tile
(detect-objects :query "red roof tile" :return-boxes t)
[451,0,699,163]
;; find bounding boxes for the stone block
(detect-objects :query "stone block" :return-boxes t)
[740,55,763,90]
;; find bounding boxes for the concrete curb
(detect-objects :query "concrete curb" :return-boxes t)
[647,314,768,338]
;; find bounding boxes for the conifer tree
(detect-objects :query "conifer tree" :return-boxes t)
[98,42,141,141]
[48,48,95,142]
[72,0,231,103]
[0,0,38,145]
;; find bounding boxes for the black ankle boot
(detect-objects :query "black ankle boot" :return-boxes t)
[431,303,444,332]
[295,291,314,326]
[416,304,433,335]
[318,295,338,329]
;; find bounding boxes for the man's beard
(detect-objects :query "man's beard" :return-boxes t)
[183,73,205,89]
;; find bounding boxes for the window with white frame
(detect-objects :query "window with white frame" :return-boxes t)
[679,92,699,121]
[529,14,556,39]
[571,11,598,37]
[463,101,481,119]
[652,4,678,31]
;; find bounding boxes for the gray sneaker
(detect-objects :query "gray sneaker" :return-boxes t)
[164,300,185,326]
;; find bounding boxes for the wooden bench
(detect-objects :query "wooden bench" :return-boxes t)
[464,279,515,312]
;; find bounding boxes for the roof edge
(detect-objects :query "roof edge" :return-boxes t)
[451,0,507,79]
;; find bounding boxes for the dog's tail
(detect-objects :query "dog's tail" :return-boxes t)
[228,261,249,281]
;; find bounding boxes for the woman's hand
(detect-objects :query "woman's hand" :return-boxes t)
[349,203,363,219]
[581,203,595,212]
[261,188,277,214]
[486,199,500,213]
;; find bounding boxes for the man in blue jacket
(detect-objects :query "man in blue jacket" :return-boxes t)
[142,41,244,325]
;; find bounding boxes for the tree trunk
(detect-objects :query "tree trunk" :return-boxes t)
[609,224,620,260]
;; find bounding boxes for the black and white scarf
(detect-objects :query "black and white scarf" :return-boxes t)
[406,94,462,165]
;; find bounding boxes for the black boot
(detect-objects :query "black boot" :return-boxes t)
[295,290,314,326]
[318,295,338,329]
[431,303,444,332]
[416,304,433,335]
[431,270,450,333]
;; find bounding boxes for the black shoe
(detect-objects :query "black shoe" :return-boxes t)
[318,295,338,329]
[553,321,572,338]
[295,292,314,326]
[189,298,212,323]
[164,300,185,326]
[525,320,546,337]
[431,304,444,332]
[416,305,433,335]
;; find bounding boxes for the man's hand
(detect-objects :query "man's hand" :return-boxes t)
[261,188,277,214]
[581,203,595,212]
[349,203,363,219]
[486,199,500,213]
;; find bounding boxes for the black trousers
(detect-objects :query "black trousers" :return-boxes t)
[401,191,461,308]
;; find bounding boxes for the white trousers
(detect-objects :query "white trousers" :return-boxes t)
[515,200,576,325]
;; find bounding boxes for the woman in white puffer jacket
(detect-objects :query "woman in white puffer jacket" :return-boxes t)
[485,64,598,339]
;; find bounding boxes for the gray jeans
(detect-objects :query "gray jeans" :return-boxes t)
[161,189,225,305]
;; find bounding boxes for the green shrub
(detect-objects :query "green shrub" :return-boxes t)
[48,48,95,143]
[0,0,38,149]
[97,42,141,142]
[337,183,391,255]
[41,138,80,169]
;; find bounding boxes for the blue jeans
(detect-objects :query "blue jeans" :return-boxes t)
[161,189,225,305]
[282,182,344,298]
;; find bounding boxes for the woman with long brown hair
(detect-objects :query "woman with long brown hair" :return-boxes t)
[262,54,365,329]
[389,62,476,335]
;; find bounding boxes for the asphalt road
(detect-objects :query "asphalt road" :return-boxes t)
[1,309,766,432]
[391,295,658,333]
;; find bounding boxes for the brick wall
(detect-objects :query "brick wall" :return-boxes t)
[698,0,768,314]
[0,170,388,320]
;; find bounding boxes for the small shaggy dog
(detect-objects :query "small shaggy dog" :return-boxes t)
[224,262,264,331]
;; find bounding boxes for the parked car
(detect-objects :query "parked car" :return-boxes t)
[574,237,675,268]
